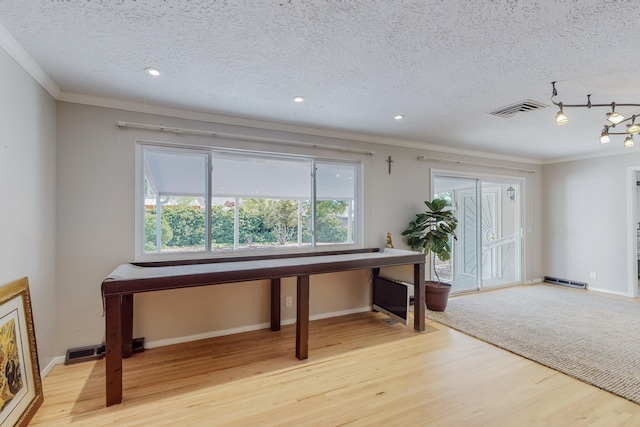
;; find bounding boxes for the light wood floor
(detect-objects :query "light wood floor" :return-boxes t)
[31,311,640,426]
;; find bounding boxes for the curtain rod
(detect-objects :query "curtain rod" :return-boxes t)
[417,156,536,174]
[117,121,375,155]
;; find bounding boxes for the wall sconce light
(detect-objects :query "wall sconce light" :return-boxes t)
[507,186,515,201]
[551,82,640,148]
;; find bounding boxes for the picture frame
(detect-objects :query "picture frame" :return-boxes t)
[0,277,43,426]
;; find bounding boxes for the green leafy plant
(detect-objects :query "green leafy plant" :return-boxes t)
[401,199,458,282]
[144,210,173,250]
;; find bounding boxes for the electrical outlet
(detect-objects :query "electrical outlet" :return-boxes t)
[589,271,597,279]
[285,296,292,307]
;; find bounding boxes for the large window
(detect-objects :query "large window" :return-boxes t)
[139,143,360,258]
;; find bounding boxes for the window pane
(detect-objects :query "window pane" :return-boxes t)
[144,148,208,253]
[210,197,235,251]
[211,152,311,199]
[139,144,361,258]
[315,162,356,244]
[211,153,312,250]
[145,149,206,196]
[238,198,311,249]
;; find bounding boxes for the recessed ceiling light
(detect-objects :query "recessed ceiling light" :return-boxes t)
[145,67,160,77]
[394,115,405,120]
[293,96,305,103]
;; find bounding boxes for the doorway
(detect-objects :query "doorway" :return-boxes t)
[634,170,640,296]
[433,174,523,293]
[626,166,640,298]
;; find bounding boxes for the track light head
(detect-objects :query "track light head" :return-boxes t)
[606,103,625,124]
[551,83,640,148]
[624,135,635,148]
[627,116,640,134]
[607,112,625,125]
[555,103,568,125]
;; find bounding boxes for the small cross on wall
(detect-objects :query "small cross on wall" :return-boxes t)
[386,156,393,175]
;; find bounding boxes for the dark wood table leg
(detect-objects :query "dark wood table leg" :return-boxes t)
[296,275,309,360]
[414,262,425,332]
[271,278,281,331]
[122,294,133,358]
[371,268,380,310]
[372,268,380,282]
[105,294,123,406]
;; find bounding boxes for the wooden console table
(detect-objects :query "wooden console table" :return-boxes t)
[101,248,425,406]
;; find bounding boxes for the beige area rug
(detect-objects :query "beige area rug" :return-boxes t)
[424,284,640,404]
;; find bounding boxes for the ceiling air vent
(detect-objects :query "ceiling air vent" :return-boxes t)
[490,99,547,118]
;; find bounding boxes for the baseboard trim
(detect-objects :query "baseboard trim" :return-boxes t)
[41,355,65,378]
[309,306,370,322]
[146,306,371,350]
[146,323,270,349]
[585,286,633,298]
[46,307,374,367]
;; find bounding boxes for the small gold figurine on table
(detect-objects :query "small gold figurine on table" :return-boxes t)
[386,232,394,248]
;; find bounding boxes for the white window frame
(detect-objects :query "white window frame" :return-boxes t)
[135,141,363,261]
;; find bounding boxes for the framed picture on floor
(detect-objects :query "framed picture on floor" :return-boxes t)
[0,277,43,426]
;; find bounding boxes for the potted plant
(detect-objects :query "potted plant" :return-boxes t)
[401,198,458,311]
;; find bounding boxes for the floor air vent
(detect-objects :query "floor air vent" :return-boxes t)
[543,276,587,290]
[65,344,103,365]
[490,99,547,118]
[65,337,145,365]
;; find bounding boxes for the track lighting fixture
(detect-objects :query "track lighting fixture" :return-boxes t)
[627,116,640,134]
[600,126,611,144]
[551,82,640,148]
[555,103,568,125]
[606,104,625,125]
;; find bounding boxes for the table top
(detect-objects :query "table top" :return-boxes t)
[102,248,425,296]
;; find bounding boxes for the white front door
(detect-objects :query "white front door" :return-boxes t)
[434,175,522,293]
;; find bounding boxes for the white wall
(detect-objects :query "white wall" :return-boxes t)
[637,178,640,225]
[8,20,633,366]
[55,101,543,354]
[373,152,544,288]
[0,47,57,369]
[55,102,377,352]
[0,40,544,359]
[542,152,640,296]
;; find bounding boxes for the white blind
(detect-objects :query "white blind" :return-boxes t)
[145,148,357,200]
[145,149,206,196]
[316,162,356,200]
[211,152,311,199]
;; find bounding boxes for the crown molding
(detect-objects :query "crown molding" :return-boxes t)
[59,91,542,166]
[383,138,543,165]
[0,20,542,167]
[0,22,631,167]
[542,146,638,165]
[0,21,543,167]
[0,23,60,99]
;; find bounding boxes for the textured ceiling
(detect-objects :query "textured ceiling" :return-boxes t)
[1,0,640,162]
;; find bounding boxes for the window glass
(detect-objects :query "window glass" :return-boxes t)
[210,152,312,251]
[143,148,208,254]
[140,144,360,257]
[315,162,356,244]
